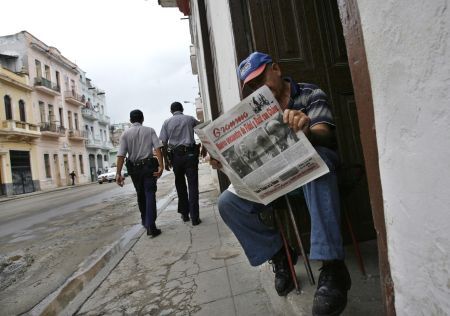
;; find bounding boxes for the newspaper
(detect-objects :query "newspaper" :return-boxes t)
[194,85,329,205]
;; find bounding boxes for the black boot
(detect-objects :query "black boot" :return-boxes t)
[312,260,351,316]
[269,246,298,296]
[181,213,190,222]
[147,227,161,238]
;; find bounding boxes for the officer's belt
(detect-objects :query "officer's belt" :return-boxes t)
[127,157,155,168]
[171,145,196,154]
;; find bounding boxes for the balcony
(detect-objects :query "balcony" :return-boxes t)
[81,108,98,121]
[40,122,66,137]
[98,114,110,125]
[34,77,60,96]
[103,141,114,150]
[0,120,41,139]
[68,129,88,140]
[65,90,85,107]
[85,138,103,149]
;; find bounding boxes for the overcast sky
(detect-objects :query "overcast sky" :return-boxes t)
[0,0,198,133]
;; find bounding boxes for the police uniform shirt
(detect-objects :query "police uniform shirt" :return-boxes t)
[117,122,162,162]
[159,111,199,147]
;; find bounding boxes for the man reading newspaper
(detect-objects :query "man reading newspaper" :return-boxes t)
[210,52,351,316]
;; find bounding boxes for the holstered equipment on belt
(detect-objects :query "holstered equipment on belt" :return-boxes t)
[126,156,158,177]
[170,144,199,155]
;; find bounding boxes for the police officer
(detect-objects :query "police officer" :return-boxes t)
[116,109,164,238]
[160,101,201,226]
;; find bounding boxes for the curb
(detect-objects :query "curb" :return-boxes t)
[28,188,178,316]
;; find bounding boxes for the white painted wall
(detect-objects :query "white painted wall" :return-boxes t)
[189,0,242,189]
[205,0,241,112]
[357,0,450,314]
[188,0,211,121]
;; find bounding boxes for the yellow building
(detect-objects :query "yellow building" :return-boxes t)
[0,65,40,196]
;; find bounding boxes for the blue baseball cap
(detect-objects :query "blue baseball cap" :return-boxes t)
[238,52,273,85]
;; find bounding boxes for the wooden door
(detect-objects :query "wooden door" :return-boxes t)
[233,0,375,240]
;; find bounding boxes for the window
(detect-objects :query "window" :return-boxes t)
[35,59,42,78]
[79,155,84,174]
[44,65,50,80]
[55,71,60,90]
[67,111,73,129]
[72,154,77,172]
[4,95,12,120]
[44,154,51,178]
[59,107,63,126]
[39,101,46,122]
[74,113,79,130]
[104,155,108,161]
[48,104,54,122]
[19,100,26,122]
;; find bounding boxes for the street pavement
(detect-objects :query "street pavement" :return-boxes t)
[17,162,383,316]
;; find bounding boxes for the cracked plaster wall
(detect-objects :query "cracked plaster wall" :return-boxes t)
[357,0,450,314]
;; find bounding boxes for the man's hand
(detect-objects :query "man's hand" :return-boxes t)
[209,157,223,170]
[116,174,125,187]
[200,144,208,158]
[283,109,311,134]
[153,166,163,178]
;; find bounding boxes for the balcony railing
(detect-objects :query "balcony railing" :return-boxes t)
[98,114,110,125]
[103,141,114,150]
[40,122,66,136]
[34,77,60,94]
[85,138,103,149]
[1,120,41,138]
[81,108,98,120]
[68,129,88,139]
[65,90,86,106]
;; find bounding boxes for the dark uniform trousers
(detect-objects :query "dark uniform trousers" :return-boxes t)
[171,146,199,221]
[127,157,158,229]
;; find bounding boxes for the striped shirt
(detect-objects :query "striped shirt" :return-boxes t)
[287,79,335,128]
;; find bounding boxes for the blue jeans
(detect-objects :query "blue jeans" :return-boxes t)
[218,146,344,266]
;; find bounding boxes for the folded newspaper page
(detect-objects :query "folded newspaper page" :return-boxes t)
[195,85,329,205]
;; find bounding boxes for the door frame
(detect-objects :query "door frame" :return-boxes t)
[337,0,394,314]
[228,0,394,314]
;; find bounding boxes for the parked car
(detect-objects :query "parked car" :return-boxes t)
[98,167,124,184]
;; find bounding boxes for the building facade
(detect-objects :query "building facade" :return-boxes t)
[0,63,40,195]
[109,122,131,167]
[0,31,112,194]
[79,72,113,182]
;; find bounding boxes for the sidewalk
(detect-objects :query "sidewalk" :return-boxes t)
[40,163,382,315]
[74,164,276,315]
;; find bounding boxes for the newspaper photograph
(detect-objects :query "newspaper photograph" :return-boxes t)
[195,85,329,205]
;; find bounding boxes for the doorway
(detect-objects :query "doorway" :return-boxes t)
[10,150,34,195]
[53,154,61,187]
[63,154,69,185]
[89,154,96,182]
[227,0,387,310]
[229,0,375,238]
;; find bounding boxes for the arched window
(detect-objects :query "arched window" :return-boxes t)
[4,95,12,120]
[19,100,26,122]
